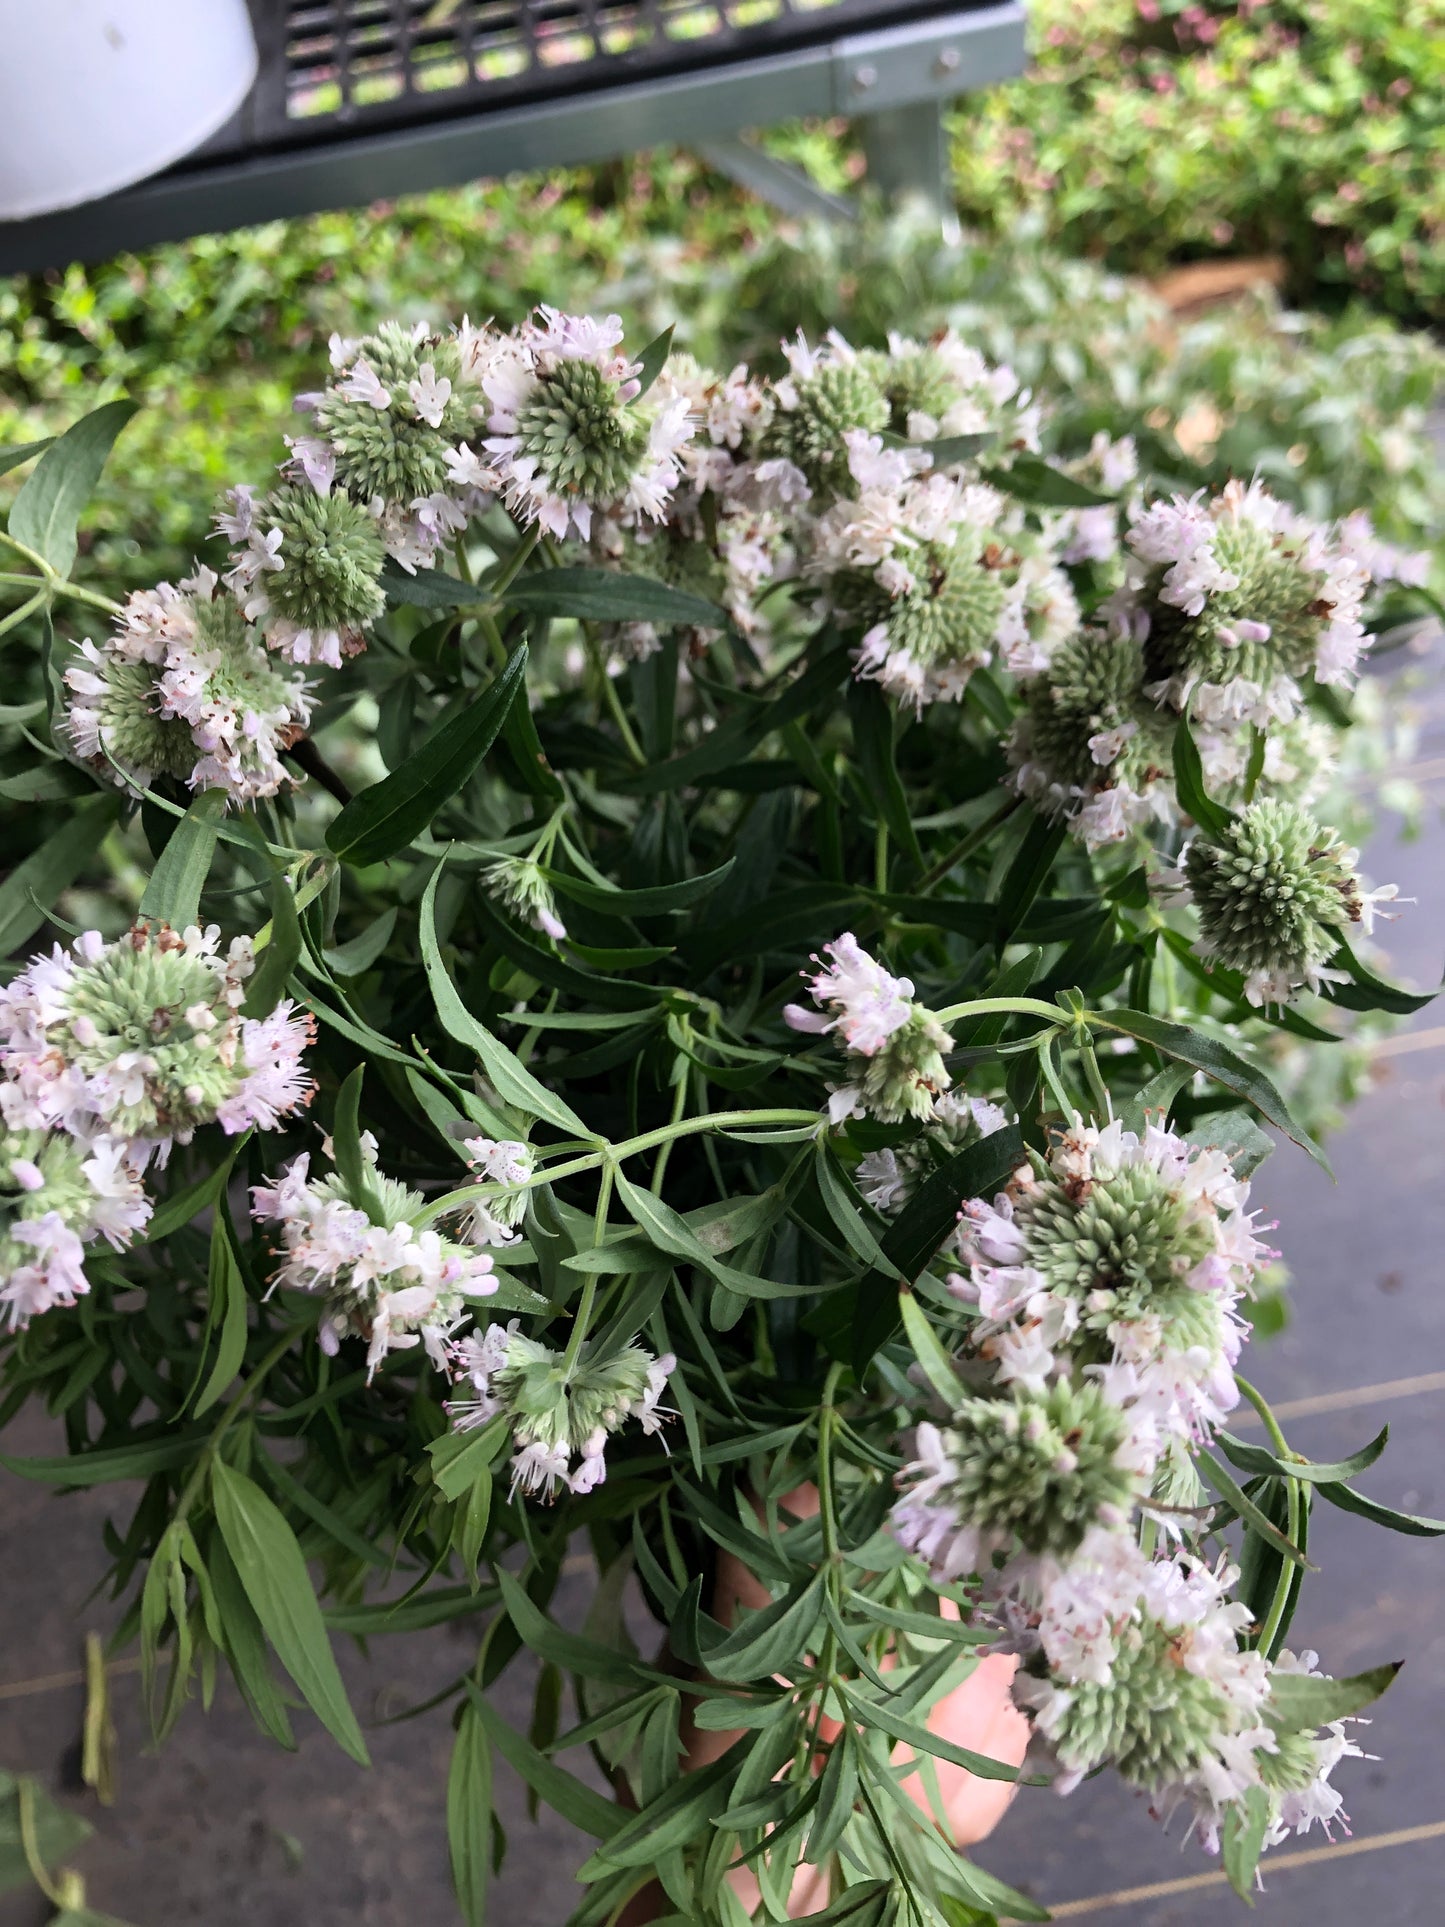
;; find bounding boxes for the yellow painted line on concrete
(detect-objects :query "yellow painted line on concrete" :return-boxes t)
[1370,1024,1445,1060]
[0,1654,140,1701]
[1232,1370,1445,1427]
[1020,1819,1445,1920]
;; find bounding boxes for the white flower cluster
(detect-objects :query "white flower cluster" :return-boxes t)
[947,1117,1266,1445]
[784,932,954,1125]
[1113,479,1372,724]
[0,922,314,1326]
[888,1115,1359,1854]
[445,1320,674,1500]
[64,567,313,804]
[1014,1530,1360,1853]
[476,306,695,542]
[251,1131,498,1376]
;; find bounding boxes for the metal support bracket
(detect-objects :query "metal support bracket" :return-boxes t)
[0,4,1024,272]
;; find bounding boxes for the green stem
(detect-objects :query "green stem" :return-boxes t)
[17,1777,68,1907]
[589,637,646,766]
[932,994,1071,1028]
[1233,1374,1300,1657]
[873,821,889,895]
[1234,1373,1290,1456]
[1255,1477,1303,1660]
[650,1067,690,1192]
[488,524,540,597]
[913,795,1022,893]
[561,1163,615,1375]
[817,1361,844,1566]
[415,1108,820,1227]
[1077,1030,1112,1119]
[0,586,48,638]
[173,1325,299,1523]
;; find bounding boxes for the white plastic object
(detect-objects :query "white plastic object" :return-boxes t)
[0,0,259,221]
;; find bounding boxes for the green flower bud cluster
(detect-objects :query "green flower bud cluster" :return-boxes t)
[480,855,568,944]
[1182,799,1375,1004]
[1050,1611,1254,1790]
[315,322,472,503]
[759,354,889,495]
[851,1004,955,1125]
[1022,1156,1220,1332]
[254,483,388,636]
[514,358,652,508]
[937,1380,1143,1560]
[844,528,1010,673]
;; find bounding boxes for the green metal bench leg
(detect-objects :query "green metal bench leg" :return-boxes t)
[858,100,961,241]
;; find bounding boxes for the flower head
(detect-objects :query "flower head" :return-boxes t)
[0,923,314,1162]
[226,481,386,665]
[1008,626,1170,849]
[444,1322,674,1498]
[1180,799,1398,1005]
[1119,482,1372,727]
[312,320,476,507]
[480,855,567,943]
[785,933,954,1124]
[481,308,693,541]
[892,1379,1147,1584]
[758,332,889,497]
[251,1136,497,1375]
[64,569,313,802]
[1,1128,150,1328]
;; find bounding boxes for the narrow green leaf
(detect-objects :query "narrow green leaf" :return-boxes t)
[814,1147,891,1272]
[547,857,735,917]
[703,1571,824,1684]
[379,558,483,607]
[420,859,593,1137]
[242,862,304,1020]
[633,324,675,399]
[836,1681,1018,1782]
[1172,718,1235,840]
[502,565,725,629]
[208,1533,296,1749]
[7,399,138,577]
[614,1168,812,1299]
[579,1743,743,1872]
[1315,1482,1445,1537]
[137,788,228,930]
[193,1218,250,1417]
[467,1682,622,1839]
[1325,932,1438,1015]
[447,1699,492,1927]
[1199,1448,1311,1568]
[211,1458,370,1765]
[0,436,54,480]
[982,453,1112,508]
[848,680,923,869]
[898,1290,966,1409]
[327,643,527,865]
[0,793,122,957]
[1222,1784,1271,1901]
[1265,1661,1400,1733]
[141,1139,245,1244]
[330,1065,389,1223]
[1216,1425,1388,1487]
[1089,1007,1329,1169]
[497,1568,642,1685]
[1,1434,204,1487]
[1186,1106,1275,1178]
[323,905,396,977]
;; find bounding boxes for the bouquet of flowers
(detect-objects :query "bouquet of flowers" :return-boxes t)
[1,302,1439,1926]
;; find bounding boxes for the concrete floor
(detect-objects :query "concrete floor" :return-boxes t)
[3,667,1443,1927]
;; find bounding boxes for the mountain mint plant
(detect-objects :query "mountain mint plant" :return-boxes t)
[0,297,1436,1925]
